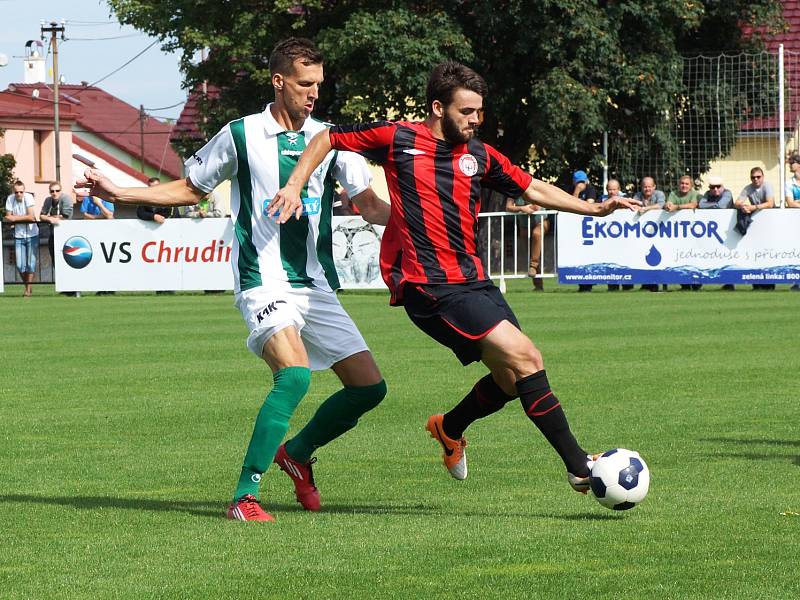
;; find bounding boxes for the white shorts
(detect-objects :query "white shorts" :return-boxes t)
[234,286,369,371]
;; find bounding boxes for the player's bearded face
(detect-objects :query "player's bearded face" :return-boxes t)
[441,89,484,145]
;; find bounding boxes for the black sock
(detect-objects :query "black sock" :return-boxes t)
[517,370,588,477]
[442,374,516,439]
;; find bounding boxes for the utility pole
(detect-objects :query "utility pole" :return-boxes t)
[41,20,65,182]
[139,104,146,173]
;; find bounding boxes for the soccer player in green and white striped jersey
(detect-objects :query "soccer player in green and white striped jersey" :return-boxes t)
[76,38,390,522]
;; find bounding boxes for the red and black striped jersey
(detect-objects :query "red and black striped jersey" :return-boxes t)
[328,121,532,303]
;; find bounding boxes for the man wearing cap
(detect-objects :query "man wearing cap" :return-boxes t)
[571,170,598,202]
[571,171,598,292]
[698,176,733,209]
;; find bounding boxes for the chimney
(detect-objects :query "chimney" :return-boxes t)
[23,40,46,84]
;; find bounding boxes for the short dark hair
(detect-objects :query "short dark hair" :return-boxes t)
[12,180,24,189]
[789,153,800,165]
[426,61,488,113]
[147,176,161,185]
[269,37,323,77]
[750,167,764,177]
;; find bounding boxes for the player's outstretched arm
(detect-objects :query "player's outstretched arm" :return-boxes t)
[74,168,205,207]
[350,188,390,226]
[270,129,333,224]
[523,179,641,216]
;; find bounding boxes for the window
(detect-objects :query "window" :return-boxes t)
[33,130,43,181]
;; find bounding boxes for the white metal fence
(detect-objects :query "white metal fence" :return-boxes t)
[476,210,558,292]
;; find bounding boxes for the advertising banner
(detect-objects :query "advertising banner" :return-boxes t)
[331,217,385,289]
[54,217,386,292]
[557,209,800,285]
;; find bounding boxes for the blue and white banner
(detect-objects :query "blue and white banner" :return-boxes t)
[557,209,800,285]
[53,217,385,292]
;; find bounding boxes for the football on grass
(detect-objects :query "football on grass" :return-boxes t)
[589,449,650,510]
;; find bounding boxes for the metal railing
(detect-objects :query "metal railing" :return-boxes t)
[477,210,558,292]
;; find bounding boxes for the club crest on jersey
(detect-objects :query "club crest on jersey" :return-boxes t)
[285,132,300,146]
[458,153,478,176]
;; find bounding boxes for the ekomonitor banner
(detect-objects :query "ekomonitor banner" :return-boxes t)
[557,209,800,285]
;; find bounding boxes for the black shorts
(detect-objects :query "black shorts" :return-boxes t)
[403,280,521,365]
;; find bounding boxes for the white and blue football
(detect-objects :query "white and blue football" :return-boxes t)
[589,449,650,510]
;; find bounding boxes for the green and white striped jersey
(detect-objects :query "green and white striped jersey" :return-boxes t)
[185,104,372,293]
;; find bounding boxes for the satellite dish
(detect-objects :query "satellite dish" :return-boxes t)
[0,54,9,68]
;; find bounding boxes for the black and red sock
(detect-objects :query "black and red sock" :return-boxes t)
[442,374,516,439]
[517,370,589,477]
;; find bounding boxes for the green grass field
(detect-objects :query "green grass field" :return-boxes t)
[1,281,798,599]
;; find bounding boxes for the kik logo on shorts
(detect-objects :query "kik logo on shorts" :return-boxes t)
[255,299,287,323]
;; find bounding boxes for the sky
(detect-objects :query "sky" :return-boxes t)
[0,0,187,121]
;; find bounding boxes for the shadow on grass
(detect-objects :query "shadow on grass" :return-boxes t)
[0,494,233,519]
[699,437,800,467]
[700,437,800,447]
[0,494,619,520]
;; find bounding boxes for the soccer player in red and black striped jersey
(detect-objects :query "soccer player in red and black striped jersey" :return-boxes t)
[272,62,640,495]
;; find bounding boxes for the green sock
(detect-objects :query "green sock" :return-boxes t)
[233,366,311,501]
[284,380,387,463]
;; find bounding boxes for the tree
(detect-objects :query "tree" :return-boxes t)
[108,0,783,185]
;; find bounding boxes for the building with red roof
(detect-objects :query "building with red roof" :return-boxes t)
[0,81,183,211]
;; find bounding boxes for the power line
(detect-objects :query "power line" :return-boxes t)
[67,33,144,41]
[65,20,118,26]
[143,100,185,111]
[85,40,159,88]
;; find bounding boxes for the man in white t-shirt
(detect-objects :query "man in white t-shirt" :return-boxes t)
[3,180,39,297]
[76,38,390,522]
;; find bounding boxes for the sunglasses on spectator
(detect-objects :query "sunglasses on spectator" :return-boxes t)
[750,176,762,180]
[710,184,722,189]
[50,188,61,192]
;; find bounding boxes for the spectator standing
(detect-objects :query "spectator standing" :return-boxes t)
[80,194,115,295]
[600,178,626,201]
[736,167,775,290]
[698,176,733,209]
[666,176,701,290]
[137,177,181,223]
[698,176,734,289]
[185,187,224,294]
[634,177,666,213]
[786,154,800,290]
[184,194,223,219]
[139,177,178,294]
[39,181,74,273]
[3,181,39,297]
[81,195,114,220]
[571,170,598,202]
[603,179,634,291]
[505,197,550,291]
[784,153,800,209]
[665,176,700,211]
[634,177,666,291]
[572,170,598,292]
